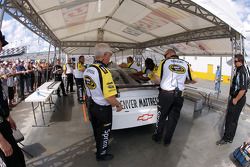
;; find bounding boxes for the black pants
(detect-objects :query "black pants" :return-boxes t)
[37,72,42,87]
[89,101,112,156]
[25,76,30,93]
[75,78,84,102]
[154,91,184,144]
[19,77,25,99]
[8,87,14,101]
[30,73,35,91]
[55,76,66,95]
[66,74,74,92]
[223,96,246,141]
[0,120,26,167]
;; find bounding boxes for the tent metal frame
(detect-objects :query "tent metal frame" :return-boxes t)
[0,0,243,52]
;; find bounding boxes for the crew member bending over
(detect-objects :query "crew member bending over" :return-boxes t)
[152,49,195,146]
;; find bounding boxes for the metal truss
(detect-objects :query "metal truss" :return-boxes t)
[0,46,27,57]
[0,0,243,51]
[61,41,138,49]
[231,34,242,55]
[133,48,144,56]
[2,0,60,47]
[140,25,233,48]
[155,0,226,26]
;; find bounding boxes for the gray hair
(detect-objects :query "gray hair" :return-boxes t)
[166,49,176,55]
[94,43,112,57]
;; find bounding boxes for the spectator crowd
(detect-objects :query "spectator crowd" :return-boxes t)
[0,59,53,108]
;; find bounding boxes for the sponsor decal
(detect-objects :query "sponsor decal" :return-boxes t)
[102,129,110,149]
[84,76,96,89]
[107,82,113,85]
[120,97,158,110]
[120,99,138,109]
[168,64,186,74]
[108,85,114,89]
[86,68,95,74]
[60,0,88,27]
[99,66,108,74]
[122,9,170,36]
[155,105,161,131]
[137,114,154,121]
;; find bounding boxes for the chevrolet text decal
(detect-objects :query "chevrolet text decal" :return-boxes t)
[137,114,154,121]
[120,97,158,110]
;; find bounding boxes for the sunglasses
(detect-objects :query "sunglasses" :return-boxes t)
[234,60,240,63]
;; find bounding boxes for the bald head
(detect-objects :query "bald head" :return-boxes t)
[164,49,176,58]
[79,55,85,63]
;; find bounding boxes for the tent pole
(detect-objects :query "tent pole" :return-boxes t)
[46,43,51,81]
[217,56,222,98]
[122,50,123,63]
[52,46,57,66]
[0,0,6,29]
[59,47,61,60]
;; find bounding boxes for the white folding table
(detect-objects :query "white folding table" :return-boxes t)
[24,81,61,127]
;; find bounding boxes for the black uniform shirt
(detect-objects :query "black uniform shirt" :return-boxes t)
[53,65,63,77]
[0,80,9,119]
[230,65,248,97]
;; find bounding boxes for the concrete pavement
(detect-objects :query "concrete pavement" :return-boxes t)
[8,80,250,167]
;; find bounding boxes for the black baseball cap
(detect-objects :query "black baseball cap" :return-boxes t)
[0,31,8,47]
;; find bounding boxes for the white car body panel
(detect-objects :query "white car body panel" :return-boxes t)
[110,67,159,130]
[112,88,158,130]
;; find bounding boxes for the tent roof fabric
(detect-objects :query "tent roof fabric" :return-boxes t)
[3,0,244,55]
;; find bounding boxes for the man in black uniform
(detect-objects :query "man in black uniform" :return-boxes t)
[216,54,248,145]
[0,31,26,166]
[53,59,67,97]
[83,43,122,161]
[152,49,195,146]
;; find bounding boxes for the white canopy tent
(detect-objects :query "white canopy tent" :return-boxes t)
[0,0,245,56]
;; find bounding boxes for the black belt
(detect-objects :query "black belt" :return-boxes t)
[161,89,182,93]
[160,89,183,97]
[162,90,174,93]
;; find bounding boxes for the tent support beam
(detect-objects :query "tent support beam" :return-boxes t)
[140,25,233,48]
[103,29,139,43]
[61,41,138,49]
[155,0,226,26]
[60,29,98,41]
[61,25,236,49]
[46,43,51,81]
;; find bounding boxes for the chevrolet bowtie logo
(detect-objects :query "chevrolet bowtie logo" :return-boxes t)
[137,114,153,121]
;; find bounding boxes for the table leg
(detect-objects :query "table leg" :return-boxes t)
[31,102,37,126]
[49,97,52,109]
[40,102,46,126]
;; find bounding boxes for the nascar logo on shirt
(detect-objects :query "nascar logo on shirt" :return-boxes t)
[84,76,96,89]
[168,64,186,74]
